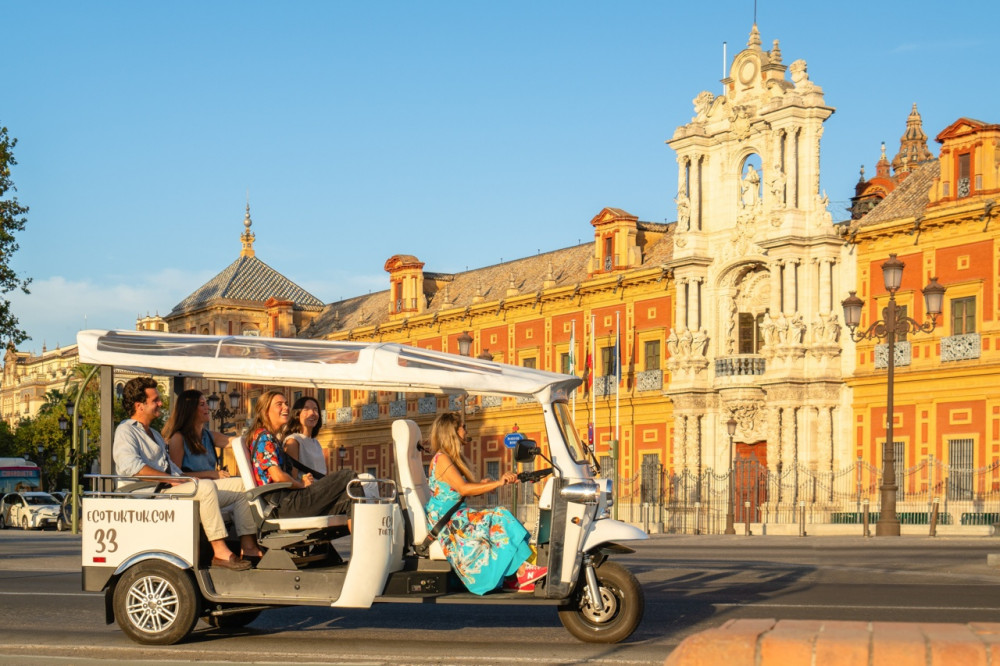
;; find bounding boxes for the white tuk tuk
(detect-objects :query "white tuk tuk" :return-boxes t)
[78,329,646,645]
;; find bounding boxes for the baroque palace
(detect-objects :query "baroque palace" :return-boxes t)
[4,26,1000,521]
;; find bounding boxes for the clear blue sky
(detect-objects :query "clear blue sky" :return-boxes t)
[5,1,998,354]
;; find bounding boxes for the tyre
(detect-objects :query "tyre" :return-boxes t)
[112,561,201,645]
[20,515,29,530]
[0,514,6,529]
[558,559,644,644]
[56,516,66,531]
[203,610,261,630]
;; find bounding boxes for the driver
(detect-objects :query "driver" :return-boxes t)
[112,377,263,571]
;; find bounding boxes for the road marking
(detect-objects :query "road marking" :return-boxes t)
[716,602,1000,611]
[0,591,97,597]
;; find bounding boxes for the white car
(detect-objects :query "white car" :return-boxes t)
[0,491,62,530]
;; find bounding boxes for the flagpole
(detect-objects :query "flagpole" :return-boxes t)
[571,319,576,422]
[587,315,597,456]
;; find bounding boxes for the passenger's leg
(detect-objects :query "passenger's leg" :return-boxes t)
[279,470,357,518]
[213,477,264,557]
[165,480,244,565]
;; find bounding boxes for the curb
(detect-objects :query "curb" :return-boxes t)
[664,619,1000,666]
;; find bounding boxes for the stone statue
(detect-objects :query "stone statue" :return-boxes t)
[741,164,761,208]
[774,313,789,345]
[692,91,714,121]
[769,168,786,206]
[692,329,709,357]
[789,59,817,92]
[812,316,826,344]
[760,311,776,348]
[675,193,691,229]
[678,329,693,358]
[825,312,841,343]
[790,314,807,344]
[667,328,679,358]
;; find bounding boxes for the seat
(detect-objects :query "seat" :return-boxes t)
[392,419,447,560]
[231,437,349,568]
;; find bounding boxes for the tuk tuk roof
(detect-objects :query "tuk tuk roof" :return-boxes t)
[77,329,581,400]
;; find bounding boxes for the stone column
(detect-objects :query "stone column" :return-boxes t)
[677,278,689,331]
[817,406,833,500]
[770,261,783,315]
[691,156,702,231]
[781,406,798,503]
[783,261,796,315]
[693,278,703,329]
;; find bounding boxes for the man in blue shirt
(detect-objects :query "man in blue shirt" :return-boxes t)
[113,377,261,570]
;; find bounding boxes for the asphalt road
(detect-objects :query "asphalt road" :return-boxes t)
[2,530,1000,664]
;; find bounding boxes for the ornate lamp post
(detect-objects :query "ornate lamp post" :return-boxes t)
[724,417,737,535]
[337,445,347,470]
[842,254,945,536]
[206,381,242,432]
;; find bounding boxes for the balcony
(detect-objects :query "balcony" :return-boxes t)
[941,333,981,362]
[636,369,663,392]
[874,341,911,369]
[715,355,766,377]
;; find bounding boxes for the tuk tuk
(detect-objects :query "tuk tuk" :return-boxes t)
[77,329,646,645]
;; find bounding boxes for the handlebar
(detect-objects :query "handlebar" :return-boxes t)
[517,468,554,484]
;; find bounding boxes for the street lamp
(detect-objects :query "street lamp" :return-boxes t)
[207,381,242,432]
[842,253,945,537]
[724,417,737,535]
[338,445,347,470]
[457,331,473,357]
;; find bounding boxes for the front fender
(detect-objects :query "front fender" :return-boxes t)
[582,518,648,553]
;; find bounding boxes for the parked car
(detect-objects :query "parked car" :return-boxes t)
[0,491,62,530]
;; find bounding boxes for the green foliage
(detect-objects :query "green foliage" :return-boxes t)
[0,125,31,347]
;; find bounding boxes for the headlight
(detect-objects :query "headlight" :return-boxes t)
[560,481,600,504]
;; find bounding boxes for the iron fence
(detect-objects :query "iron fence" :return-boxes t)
[478,457,1000,534]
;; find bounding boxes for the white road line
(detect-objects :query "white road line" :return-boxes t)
[716,602,1000,611]
[0,591,96,597]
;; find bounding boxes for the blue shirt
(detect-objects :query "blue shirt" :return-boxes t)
[113,418,181,478]
[181,428,219,473]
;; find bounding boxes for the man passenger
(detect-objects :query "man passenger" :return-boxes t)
[112,377,262,570]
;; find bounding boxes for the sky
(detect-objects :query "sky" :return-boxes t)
[4,1,999,354]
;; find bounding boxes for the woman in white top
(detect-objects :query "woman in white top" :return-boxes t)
[283,396,328,476]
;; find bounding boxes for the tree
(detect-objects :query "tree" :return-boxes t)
[0,125,31,346]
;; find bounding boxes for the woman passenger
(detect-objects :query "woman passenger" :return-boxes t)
[162,388,263,560]
[283,396,327,477]
[424,412,546,594]
[164,389,233,480]
[248,390,355,518]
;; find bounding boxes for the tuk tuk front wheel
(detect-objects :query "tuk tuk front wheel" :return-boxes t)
[557,559,644,644]
[112,561,200,645]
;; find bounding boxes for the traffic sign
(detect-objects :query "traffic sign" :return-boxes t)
[504,432,524,449]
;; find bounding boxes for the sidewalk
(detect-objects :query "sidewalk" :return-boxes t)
[665,619,1000,666]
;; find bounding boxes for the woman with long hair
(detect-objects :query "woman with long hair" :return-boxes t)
[163,389,233,479]
[160,388,263,560]
[247,390,355,518]
[283,396,327,476]
[425,412,545,594]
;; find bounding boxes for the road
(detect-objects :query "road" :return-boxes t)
[2,530,1000,664]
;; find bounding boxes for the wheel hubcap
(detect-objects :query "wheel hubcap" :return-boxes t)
[125,575,179,633]
[579,585,620,624]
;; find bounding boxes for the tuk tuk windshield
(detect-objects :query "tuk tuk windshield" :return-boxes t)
[553,401,588,466]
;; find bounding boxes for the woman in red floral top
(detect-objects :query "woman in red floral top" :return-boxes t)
[248,390,356,518]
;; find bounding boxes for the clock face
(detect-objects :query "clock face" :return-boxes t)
[739,59,757,84]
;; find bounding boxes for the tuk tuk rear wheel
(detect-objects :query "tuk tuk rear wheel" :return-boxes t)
[557,560,644,644]
[113,561,200,645]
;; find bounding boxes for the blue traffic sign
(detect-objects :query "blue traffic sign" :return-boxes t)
[504,432,524,449]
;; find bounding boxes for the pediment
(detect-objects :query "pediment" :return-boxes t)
[589,207,637,228]
[935,117,999,143]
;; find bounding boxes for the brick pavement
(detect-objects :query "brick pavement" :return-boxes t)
[664,619,1000,666]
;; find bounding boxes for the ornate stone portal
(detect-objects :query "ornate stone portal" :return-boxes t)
[665,25,853,485]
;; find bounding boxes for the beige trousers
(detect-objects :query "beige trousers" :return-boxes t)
[164,477,255,542]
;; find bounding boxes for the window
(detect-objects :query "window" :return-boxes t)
[603,237,613,271]
[341,389,351,407]
[948,439,974,501]
[522,357,537,369]
[644,340,660,371]
[601,346,615,376]
[737,313,764,354]
[640,453,661,503]
[957,153,971,198]
[896,305,909,342]
[560,353,571,375]
[881,441,906,500]
[485,460,501,504]
[951,297,976,335]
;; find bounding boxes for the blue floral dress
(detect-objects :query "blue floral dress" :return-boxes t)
[425,452,532,595]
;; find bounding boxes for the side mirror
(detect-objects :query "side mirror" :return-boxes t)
[513,440,539,463]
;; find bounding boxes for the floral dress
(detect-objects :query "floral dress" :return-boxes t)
[425,452,532,595]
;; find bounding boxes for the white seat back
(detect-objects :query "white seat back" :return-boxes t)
[392,419,430,544]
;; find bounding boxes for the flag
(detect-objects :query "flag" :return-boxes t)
[568,325,576,375]
[614,327,622,386]
[587,421,594,446]
[584,352,593,388]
